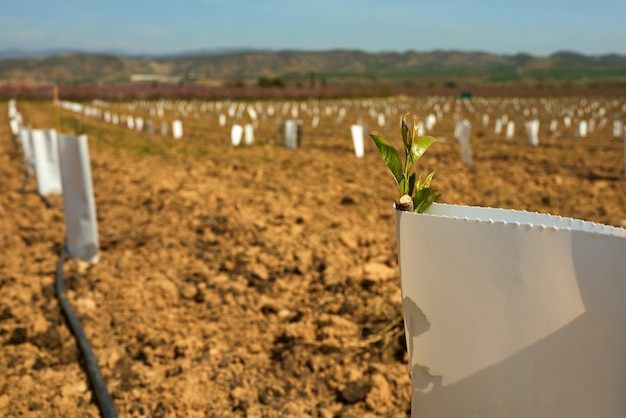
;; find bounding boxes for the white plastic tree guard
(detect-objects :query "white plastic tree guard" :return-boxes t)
[7,99,17,118]
[426,114,437,131]
[525,119,540,147]
[417,121,425,137]
[231,124,243,146]
[30,129,63,195]
[613,120,623,138]
[395,203,626,418]
[172,120,183,139]
[505,120,515,139]
[57,134,99,263]
[564,116,572,128]
[283,120,299,149]
[458,121,472,166]
[350,124,365,158]
[244,124,254,146]
[377,113,386,128]
[550,119,558,133]
[494,118,503,135]
[9,117,20,137]
[247,106,258,121]
[18,128,35,176]
[578,120,588,138]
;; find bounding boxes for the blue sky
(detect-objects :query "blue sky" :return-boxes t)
[1,0,625,56]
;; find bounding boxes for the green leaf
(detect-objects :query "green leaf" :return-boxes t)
[401,113,411,151]
[417,171,436,190]
[411,115,420,146]
[370,134,403,190]
[407,172,416,197]
[423,171,435,189]
[409,135,437,164]
[371,114,442,209]
[416,196,437,213]
[413,188,440,214]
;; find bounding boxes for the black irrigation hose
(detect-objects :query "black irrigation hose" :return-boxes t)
[39,194,55,209]
[18,173,30,193]
[56,246,117,418]
[17,173,55,209]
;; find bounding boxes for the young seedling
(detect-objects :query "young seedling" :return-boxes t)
[370,113,440,213]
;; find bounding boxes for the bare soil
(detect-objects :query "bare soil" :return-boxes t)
[1,98,625,417]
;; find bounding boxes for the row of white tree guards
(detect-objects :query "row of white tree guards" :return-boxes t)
[60,100,184,139]
[8,99,100,263]
[63,95,626,136]
[56,96,626,173]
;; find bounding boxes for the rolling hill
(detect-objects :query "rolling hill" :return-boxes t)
[1,49,626,89]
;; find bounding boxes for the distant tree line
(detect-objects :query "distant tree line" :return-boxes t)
[257,76,285,88]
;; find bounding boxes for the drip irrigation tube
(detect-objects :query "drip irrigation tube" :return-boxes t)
[56,246,117,418]
[18,174,55,209]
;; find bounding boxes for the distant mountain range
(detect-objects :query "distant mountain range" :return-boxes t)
[0,47,266,59]
[1,49,625,88]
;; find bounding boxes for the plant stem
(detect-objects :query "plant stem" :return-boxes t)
[396,194,414,212]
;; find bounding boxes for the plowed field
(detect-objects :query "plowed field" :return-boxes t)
[1,97,625,417]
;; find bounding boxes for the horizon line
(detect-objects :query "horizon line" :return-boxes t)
[1,47,624,60]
